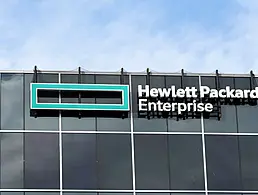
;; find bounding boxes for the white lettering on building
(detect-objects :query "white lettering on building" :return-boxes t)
[137,85,258,114]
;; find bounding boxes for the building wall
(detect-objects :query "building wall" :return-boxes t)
[0,72,258,195]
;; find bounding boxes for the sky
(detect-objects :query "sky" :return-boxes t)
[0,0,258,74]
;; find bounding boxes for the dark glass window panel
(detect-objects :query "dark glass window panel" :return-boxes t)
[96,74,129,84]
[25,193,59,195]
[64,194,132,195]
[137,194,170,195]
[202,77,237,133]
[167,118,201,132]
[184,76,199,89]
[219,77,234,88]
[1,74,24,129]
[133,115,167,132]
[96,117,130,131]
[168,122,201,133]
[239,136,258,190]
[99,194,133,195]
[0,133,23,188]
[24,133,59,189]
[137,194,205,195]
[234,77,251,89]
[209,194,241,195]
[168,135,204,190]
[97,134,132,190]
[205,135,241,190]
[63,193,96,195]
[136,194,170,195]
[204,106,237,133]
[167,76,201,132]
[24,73,59,130]
[165,76,182,88]
[149,76,165,88]
[62,133,97,190]
[201,76,216,88]
[61,74,96,131]
[1,193,24,195]
[237,105,258,133]
[134,134,170,190]
[95,75,130,131]
[132,75,167,132]
[171,194,205,195]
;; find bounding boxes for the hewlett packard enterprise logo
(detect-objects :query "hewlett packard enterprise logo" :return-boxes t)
[138,85,258,114]
[31,82,258,115]
[30,83,130,111]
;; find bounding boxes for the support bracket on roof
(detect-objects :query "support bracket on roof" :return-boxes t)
[121,68,126,119]
[33,65,38,83]
[32,65,38,118]
[215,70,221,120]
[249,70,257,106]
[181,69,184,88]
[250,70,255,89]
[146,68,151,120]
[78,66,82,119]
[180,69,185,120]
[120,68,124,84]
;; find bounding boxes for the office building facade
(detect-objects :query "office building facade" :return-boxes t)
[0,67,258,195]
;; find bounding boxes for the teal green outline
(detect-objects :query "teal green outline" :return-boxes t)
[30,83,129,111]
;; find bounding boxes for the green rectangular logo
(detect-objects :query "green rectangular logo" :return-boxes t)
[30,83,130,111]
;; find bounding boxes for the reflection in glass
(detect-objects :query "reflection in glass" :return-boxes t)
[0,193,24,195]
[239,136,258,190]
[96,117,130,131]
[137,194,205,195]
[234,77,252,89]
[62,133,97,189]
[99,194,133,195]
[24,133,60,189]
[63,193,96,195]
[167,119,201,132]
[208,194,241,195]
[0,133,23,188]
[168,135,204,190]
[1,74,24,129]
[205,135,241,190]
[136,194,170,195]
[204,106,237,133]
[63,193,132,195]
[97,134,132,190]
[237,105,258,133]
[25,193,60,195]
[134,134,170,190]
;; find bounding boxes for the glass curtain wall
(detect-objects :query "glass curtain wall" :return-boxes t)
[0,72,258,195]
